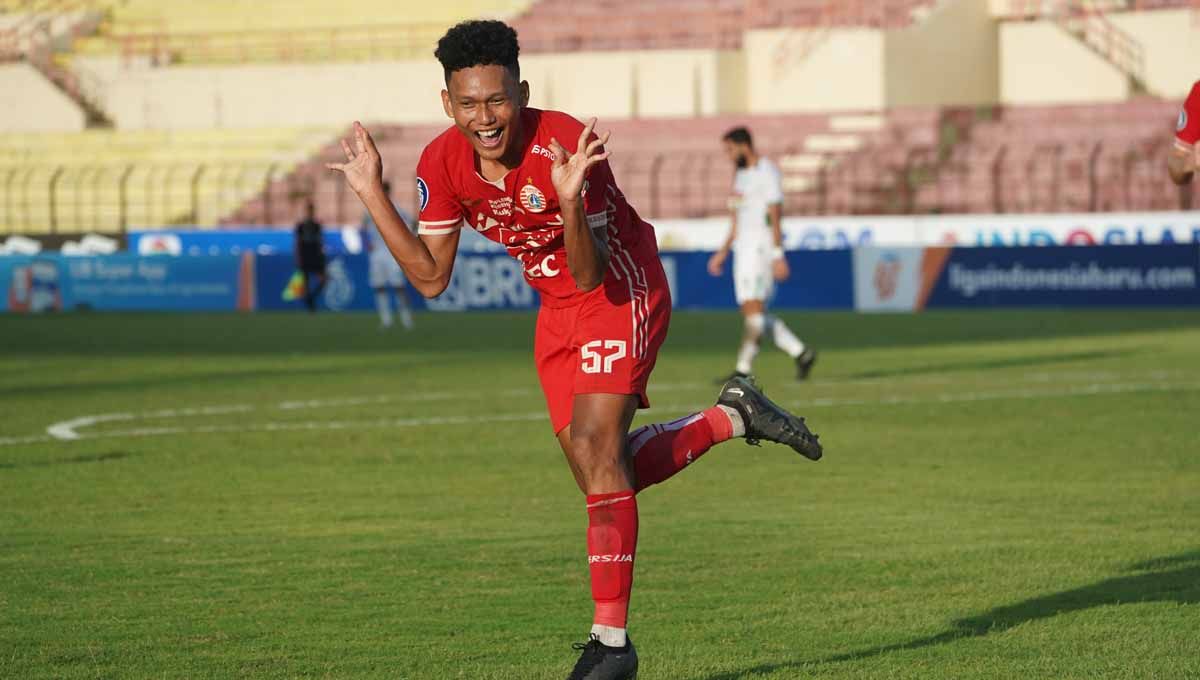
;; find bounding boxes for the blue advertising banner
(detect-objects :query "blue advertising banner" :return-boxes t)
[661,250,854,310]
[0,254,246,312]
[251,253,537,313]
[924,244,1200,308]
[253,254,380,312]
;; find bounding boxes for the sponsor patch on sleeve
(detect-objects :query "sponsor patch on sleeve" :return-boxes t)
[586,212,608,230]
[416,177,430,213]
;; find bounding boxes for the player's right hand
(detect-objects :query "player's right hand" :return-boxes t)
[707,250,727,277]
[326,121,384,198]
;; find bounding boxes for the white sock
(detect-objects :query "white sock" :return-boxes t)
[375,290,392,327]
[765,314,805,358]
[590,624,627,648]
[717,404,746,438]
[736,313,765,374]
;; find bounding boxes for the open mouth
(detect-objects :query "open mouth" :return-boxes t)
[475,127,504,150]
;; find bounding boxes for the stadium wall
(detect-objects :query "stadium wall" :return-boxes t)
[999,21,1131,105]
[82,49,743,130]
[1109,9,1200,99]
[885,0,999,108]
[0,63,87,132]
[744,28,887,113]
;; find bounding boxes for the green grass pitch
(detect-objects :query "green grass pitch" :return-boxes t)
[1,309,1198,679]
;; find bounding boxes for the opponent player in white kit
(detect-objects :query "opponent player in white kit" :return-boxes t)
[708,127,816,382]
[363,180,415,330]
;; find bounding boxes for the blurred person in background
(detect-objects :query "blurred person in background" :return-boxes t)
[363,180,415,330]
[293,199,327,313]
[708,126,816,383]
[1168,80,1199,186]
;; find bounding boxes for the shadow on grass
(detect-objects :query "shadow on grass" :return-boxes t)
[848,349,1137,380]
[0,450,133,469]
[698,551,1200,680]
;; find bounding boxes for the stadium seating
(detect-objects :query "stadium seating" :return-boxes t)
[912,99,1192,215]
[70,0,535,64]
[511,0,940,52]
[232,98,1194,226]
[0,126,335,234]
[223,109,946,227]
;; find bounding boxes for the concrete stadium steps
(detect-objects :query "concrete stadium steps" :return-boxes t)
[0,127,335,234]
[222,110,944,227]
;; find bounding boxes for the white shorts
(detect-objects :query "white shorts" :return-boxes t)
[733,244,775,305]
[369,251,406,289]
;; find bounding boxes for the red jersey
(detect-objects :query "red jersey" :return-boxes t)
[415,108,660,308]
[1176,80,1200,151]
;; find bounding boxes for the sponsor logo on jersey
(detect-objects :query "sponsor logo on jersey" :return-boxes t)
[1179,110,1189,132]
[520,183,548,213]
[531,144,556,161]
[416,177,430,212]
[488,197,513,217]
[524,252,561,278]
[588,554,634,564]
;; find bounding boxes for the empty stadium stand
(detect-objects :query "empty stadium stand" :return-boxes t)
[71,0,534,64]
[0,127,335,233]
[0,0,1197,235]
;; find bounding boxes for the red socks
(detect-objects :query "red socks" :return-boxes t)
[630,406,735,492]
[586,491,639,630]
[581,408,736,635]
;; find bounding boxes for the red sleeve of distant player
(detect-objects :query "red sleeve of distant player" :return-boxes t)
[415,141,465,236]
[1176,80,1200,149]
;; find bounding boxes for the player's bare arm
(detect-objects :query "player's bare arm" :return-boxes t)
[768,202,789,281]
[1170,83,1200,186]
[1167,143,1196,186]
[549,118,611,292]
[707,213,736,276]
[327,122,459,297]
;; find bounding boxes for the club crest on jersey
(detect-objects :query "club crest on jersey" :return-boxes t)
[520,183,548,213]
[1179,110,1189,132]
[416,177,430,212]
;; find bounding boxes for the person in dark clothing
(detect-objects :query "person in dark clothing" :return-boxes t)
[294,200,327,312]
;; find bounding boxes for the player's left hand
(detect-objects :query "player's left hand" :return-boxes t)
[549,118,611,202]
[772,257,790,282]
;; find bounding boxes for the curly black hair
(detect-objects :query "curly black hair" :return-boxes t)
[434,20,520,84]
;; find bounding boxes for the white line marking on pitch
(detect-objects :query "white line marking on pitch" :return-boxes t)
[45,405,254,440]
[4,379,1196,449]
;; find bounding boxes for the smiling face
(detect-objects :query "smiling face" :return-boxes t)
[442,64,529,165]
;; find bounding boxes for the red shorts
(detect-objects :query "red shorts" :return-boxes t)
[535,257,672,434]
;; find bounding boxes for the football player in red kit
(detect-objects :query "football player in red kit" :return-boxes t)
[1169,80,1199,186]
[326,20,822,680]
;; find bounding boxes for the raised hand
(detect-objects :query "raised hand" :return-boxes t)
[548,117,611,202]
[326,121,384,198]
